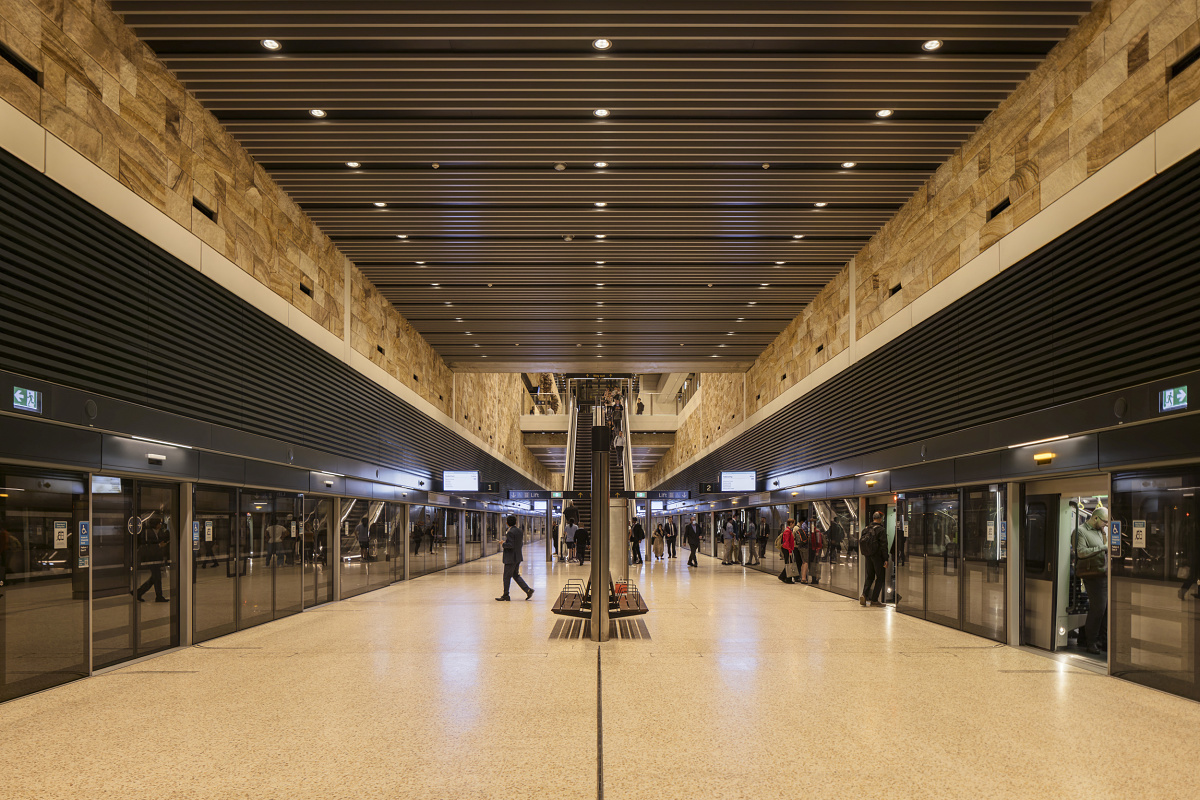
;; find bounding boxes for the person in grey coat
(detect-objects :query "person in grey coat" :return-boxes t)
[497,514,534,601]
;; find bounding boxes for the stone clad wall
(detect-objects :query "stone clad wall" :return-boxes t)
[701,373,744,444]
[0,0,345,335]
[746,269,849,415]
[0,0,548,485]
[350,266,454,416]
[646,0,1200,489]
[850,0,1200,345]
[454,372,553,486]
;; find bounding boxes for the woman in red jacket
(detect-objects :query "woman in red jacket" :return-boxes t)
[778,519,796,584]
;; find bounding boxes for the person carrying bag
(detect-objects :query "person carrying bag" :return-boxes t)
[778,520,797,584]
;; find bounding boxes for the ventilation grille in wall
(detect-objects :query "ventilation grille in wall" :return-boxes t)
[0,148,539,490]
[654,146,1200,490]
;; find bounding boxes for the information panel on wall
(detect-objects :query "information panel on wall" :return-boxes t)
[720,471,756,492]
[443,470,480,492]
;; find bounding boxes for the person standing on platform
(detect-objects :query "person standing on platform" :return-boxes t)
[685,517,700,567]
[651,524,665,560]
[721,515,737,565]
[744,516,759,566]
[1073,506,1110,654]
[778,519,796,584]
[859,512,888,606]
[664,518,677,558]
[496,514,534,601]
[631,519,645,564]
[636,398,644,415]
[563,514,580,564]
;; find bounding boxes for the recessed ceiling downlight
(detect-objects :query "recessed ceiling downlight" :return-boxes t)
[841,161,856,168]
[346,161,360,168]
[594,161,608,168]
[923,39,943,51]
[592,38,612,50]
[261,39,282,51]
[593,108,610,117]
[309,109,327,118]
[876,109,894,118]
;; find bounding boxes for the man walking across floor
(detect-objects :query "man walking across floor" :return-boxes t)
[496,514,534,601]
[859,511,888,607]
[685,516,700,567]
[664,518,677,558]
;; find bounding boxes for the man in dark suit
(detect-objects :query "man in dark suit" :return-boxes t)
[685,516,700,567]
[497,514,534,601]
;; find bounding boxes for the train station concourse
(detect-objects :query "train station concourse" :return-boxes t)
[3,0,1200,796]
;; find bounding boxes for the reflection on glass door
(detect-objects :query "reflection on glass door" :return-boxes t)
[962,485,1006,641]
[192,485,237,643]
[92,478,179,669]
[812,498,859,598]
[464,511,482,562]
[1111,470,1200,701]
[239,491,302,628]
[409,505,448,578]
[302,496,334,607]
[0,466,89,701]
[896,490,960,626]
[339,497,371,598]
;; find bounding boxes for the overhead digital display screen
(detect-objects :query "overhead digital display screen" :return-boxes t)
[720,471,756,492]
[443,471,480,492]
[91,476,123,494]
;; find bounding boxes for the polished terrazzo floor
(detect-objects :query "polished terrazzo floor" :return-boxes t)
[1,544,1198,800]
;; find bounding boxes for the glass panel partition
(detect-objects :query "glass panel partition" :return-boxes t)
[464,510,483,562]
[962,485,1006,641]
[0,466,89,701]
[302,496,335,606]
[812,498,860,598]
[193,485,237,642]
[92,478,180,669]
[1111,470,1200,701]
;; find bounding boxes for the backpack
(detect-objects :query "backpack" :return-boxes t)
[859,523,882,557]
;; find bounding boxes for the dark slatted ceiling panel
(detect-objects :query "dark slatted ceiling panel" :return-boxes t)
[652,148,1200,492]
[110,0,1093,369]
[0,149,542,491]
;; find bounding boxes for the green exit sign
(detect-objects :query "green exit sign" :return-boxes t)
[1160,386,1188,413]
[12,386,42,414]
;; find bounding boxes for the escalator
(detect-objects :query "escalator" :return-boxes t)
[568,403,593,533]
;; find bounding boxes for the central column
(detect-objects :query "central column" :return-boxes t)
[590,405,610,641]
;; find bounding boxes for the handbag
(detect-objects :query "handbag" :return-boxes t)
[785,559,799,578]
[1076,550,1106,577]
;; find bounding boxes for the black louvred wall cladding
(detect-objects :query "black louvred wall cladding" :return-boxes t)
[0,147,540,490]
[656,146,1200,492]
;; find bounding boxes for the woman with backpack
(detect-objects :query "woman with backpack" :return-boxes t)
[777,519,796,584]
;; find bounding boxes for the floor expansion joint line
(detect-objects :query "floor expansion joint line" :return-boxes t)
[596,644,604,800]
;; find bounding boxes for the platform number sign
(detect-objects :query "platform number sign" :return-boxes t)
[12,386,42,414]
[1160,386,1188,413]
